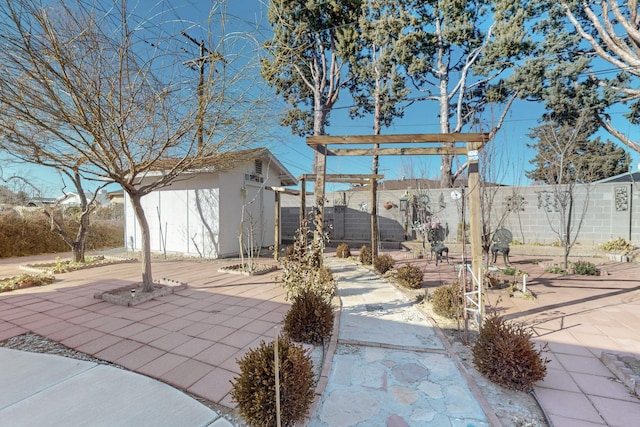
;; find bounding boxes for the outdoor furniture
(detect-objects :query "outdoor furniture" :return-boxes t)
[491,228,512,265]
[427,226,449,266]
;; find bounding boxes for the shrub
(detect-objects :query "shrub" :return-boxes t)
[456,222,469,243]
[0,274,55,293]
[335,243,351,258]
[280,222,333,300]
[231,336,316,427]
[396,264,423,289]
[473,314,548,391]
[431,282,462,319]
[572,260,597,275]
[599,237,636,252]
[359,245,372,265]
[284,290,334,344]
[545,266,566,274]
[283,245,295,260]
[0,213,123,258]
[373,254,394,274]
[502,267,526,276]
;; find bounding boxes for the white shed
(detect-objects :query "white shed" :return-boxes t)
[124,148,297,258]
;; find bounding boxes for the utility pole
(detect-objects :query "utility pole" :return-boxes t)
[181,31,222,151]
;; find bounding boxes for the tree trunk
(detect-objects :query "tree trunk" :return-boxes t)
[438,80,453,188]
[563,192,574,270]
[72,208,91,263]
[371,86,382,259]
[130,192,154,292]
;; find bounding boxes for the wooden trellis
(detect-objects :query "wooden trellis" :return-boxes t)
[306,133,489,301]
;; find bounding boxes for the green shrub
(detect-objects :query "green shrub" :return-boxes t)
[473,314,548,391]
[335,243,351,258]
[545,266,566,274]
[231,336,315,427]
[572,260,597,275]
[359,245,372,265]
[396,264,423,289]
[599,237,635,252]
[502,267,526,276]
[431,282,462,319]
[284,290,334,345]
[373,254,394,274]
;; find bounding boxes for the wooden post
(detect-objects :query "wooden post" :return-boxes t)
[370,177,378,258]
[467,142,484,318]
[300,178,306,227]
[314,147,327,250]
[274,191,280,260]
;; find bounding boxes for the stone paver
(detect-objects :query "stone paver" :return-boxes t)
[1,249,639,426]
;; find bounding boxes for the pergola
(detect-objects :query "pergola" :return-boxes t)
[306,132,489,293]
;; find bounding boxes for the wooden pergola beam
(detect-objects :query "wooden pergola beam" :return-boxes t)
[325,147,468,156]
[298,173,384,182]
[307,133,489,145]
[266,186,301,196]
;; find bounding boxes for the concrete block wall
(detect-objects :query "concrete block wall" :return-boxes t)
[280,182,640,246]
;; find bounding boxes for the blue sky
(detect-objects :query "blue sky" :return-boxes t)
[1,0,638,197]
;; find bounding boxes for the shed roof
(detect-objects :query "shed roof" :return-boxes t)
[149,147,297,187]
[595,170,640,184]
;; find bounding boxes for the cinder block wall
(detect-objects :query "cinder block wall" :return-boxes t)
[280,182,640,246]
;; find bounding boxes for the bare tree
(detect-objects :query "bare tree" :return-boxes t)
[528,116,593,269]
[478,139,525,267]
[42,169,106,263]
[0,0,273,291]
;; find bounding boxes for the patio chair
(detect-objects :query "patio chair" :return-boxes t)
[491,228,512,265]
[427,226,449,266]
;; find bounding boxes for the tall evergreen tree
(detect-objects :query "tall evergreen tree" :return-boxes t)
[398,0,536,187]
[347,0,412,257]
[527,126,631,184]
[261,0,360,161]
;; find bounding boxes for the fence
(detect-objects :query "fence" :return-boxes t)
[279,181,639,246]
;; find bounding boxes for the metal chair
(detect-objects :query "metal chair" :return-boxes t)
[427,226,449,266]
[491,228,512,265]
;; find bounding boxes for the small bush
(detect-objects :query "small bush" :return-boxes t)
[336,243,351,258]
[456,222,469,243]
[284,290,334,344]
[359,245,372,265]
[318,265,334,288]
[473,314,548,391]
[545,266,566,274]
[431,282,463,319]
[280,223,333,300]
[0,274,55,293]
[283,245,295,260]
[572,260,597,275]
[373,254,394,274]
[231,336,316,427]
[396,264,423,289]
[502,267,526,276]
[599,237,635,252]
